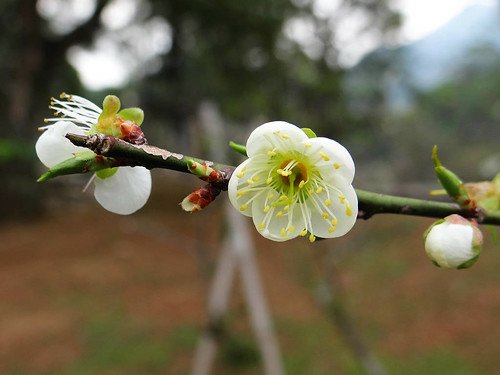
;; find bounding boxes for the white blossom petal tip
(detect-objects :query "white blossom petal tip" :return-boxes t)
[228,122,357,242]
[94,166,152,215]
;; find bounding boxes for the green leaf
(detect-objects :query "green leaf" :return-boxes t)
[37,153,113,182]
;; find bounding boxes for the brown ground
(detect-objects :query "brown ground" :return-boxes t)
[1,176,499,374]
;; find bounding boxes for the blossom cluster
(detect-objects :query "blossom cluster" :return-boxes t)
[36,94,151,215]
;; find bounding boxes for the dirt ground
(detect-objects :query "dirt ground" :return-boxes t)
[1,176,499,374]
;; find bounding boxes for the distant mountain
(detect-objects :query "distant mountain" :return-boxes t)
[345,4,500,111]
[404,3,500,88]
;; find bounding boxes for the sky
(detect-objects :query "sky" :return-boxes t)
[44,0,497,90]
[396,0,497,42]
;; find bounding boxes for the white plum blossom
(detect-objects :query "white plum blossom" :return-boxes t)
[36,93,151,215]
[424,214,483,269]
[228,121,357,242]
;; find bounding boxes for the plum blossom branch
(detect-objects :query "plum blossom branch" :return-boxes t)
[66,132,500,226]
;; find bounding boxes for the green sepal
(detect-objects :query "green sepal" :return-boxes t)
[118,107,144,126]
[96,167,118,179]
[457,254,480,269]
[229,141,248,156]
[37,152,114,182]
[301,128,317,138]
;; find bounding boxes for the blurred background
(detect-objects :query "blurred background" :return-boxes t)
[0,0,499,374]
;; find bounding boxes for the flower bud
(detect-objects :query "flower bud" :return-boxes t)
[424,214,483,269]
[432,146,473,209]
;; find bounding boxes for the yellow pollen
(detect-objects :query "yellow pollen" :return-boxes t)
[281,134,289,139]
[298,180,306,189]
[325,199,332,207]
[237,191,249,196]
[331,218,338,226]
[273,130,280,135]
[304,142,312,148]
[267,192,275,199]
[279,195,288,201]
[276,211,283,218]
[321,213,329,219]
[266,177,273,184]
[280,227,287,237]
[320,152,330,161]
[246,179,254,185]
[264,205,270,213]
[328,227,336,233]
[339,195,346,204]
[333,163,341,169]
[346,205,353,216]
[253,175,261,182]
[300,229,308,237]
[316,186,323,194]
[277,168,292,177]
[284,205,289,212]
[240,204,248,212]
[309,234,316,243]
[236,171,245,178]
[287,226,295,233]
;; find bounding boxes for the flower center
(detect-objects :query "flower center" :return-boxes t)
[277,159,308,188]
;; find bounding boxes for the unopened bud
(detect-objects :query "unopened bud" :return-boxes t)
[432,146,473,209]
[181,184,221,212]
[424,214,483,269]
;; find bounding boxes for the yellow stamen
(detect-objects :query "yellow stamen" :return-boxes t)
[325,199,332,206]
[316,186,323,194]
[276,211,283,218]
[266,177,273,184]
[300,229,308,237]
[267,149,277,157]
[237,190,249,196]
[320,152,330,161]
[328,227,336,233]
[287,226,295,233]
[281,134,289,139]
[321,213,329,219]
[309,234,316,243]
[346,205,353,216]
[240,204,248,212]
[277,169,292,177]
[280,227,287,237]
[257,223,265,231]
[333,163,341,169]
[298,180,306,189]
[339,195,346,204]
[331,218,338,226]
[264,205,270,213]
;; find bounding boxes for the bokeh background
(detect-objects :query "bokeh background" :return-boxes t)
[1,0,499,374]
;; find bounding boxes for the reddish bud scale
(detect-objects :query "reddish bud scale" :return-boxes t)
[181,184,221,212]
[118,118,147,145]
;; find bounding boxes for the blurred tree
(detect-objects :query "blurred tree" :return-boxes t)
[1,0,400,219]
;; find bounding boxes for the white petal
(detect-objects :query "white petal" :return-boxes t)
[35,121,89,168]
[308,137,355,184]
[94,166,151,215]
[425,222,475,268]
[227,159,253,217]
[251,191,302,242]
[246,121,308,157]
[309,184,358,238]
